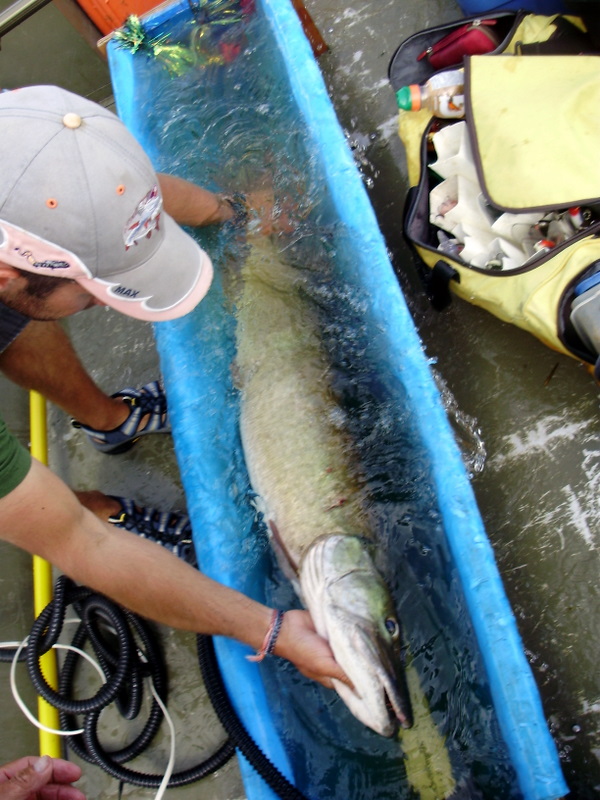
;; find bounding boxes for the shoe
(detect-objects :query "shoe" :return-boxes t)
[72,380,170,455]
[108,496,196,565]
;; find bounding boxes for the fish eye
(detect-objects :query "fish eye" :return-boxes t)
[384,617,400,640]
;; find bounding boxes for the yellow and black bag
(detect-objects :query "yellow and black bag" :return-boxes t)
[389,12,600,378]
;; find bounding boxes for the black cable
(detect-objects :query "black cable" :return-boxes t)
[4,575,234,788]
[197,634,314,800]
[27,587,137,714]
[58,600,172,771]
[2,574,314,797]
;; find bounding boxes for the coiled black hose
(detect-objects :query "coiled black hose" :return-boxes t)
[197,634,312,800]
[3,575,235,788]
[3,575,312,798]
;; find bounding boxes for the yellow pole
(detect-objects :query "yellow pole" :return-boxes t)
[29,390,62,758]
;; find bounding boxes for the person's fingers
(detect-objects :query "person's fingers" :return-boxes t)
[277,609,355,691]
[0,757,36,782]
[304,655,355,692]
[38,782,87,800]
[0,757,85,800]
[328,662,356,691]
[0,755,52,800]
[43,760,82,786]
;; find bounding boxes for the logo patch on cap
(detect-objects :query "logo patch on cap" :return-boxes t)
[113,286,140,298]
[13,247,70,271]
[124,186,162,249]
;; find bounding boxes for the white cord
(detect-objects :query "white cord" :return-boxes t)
[5,636,104,736]
[149,681,176,800]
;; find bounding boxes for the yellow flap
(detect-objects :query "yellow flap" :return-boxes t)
[397,108,433,188]
[466,54,600,211]
[502,14,586,54]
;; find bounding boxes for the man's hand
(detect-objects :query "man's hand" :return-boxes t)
[0,756,84,800]
[245,187,301,236]
[273,609,354,691]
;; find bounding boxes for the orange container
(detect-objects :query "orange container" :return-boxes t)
[76,0,161,35]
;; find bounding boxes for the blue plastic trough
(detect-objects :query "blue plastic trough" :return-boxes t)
[107,2,568,798]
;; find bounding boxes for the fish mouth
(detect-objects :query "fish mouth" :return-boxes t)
[330,627,413,737]
[370,630,414,731]
[382,669,413,731]
[338,604,413,733]
[379,689,406,736]
[384,691,402,732]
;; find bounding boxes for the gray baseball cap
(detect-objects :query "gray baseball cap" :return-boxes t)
[0,85,213,321]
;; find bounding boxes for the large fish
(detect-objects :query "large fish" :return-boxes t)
[234,234,413,736]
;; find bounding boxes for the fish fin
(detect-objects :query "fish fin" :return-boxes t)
[268,520,300,580]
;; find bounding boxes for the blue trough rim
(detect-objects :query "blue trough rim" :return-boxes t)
[107,2,568,797]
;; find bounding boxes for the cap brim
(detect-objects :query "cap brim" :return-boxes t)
[77,213,214,322]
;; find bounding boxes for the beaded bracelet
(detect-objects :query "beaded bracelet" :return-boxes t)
[246,609,286,662]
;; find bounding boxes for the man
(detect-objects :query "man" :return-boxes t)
[0,167,247,555]
[0,176,237,557]
[0,85,349,692]
[0,136,245,549]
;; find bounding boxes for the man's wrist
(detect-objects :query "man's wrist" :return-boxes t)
[246,609,285,662]
[218,192,248,227]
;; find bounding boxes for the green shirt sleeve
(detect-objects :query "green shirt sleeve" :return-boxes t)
[0,413,32,498]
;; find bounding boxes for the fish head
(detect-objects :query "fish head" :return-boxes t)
[299,534,413,737]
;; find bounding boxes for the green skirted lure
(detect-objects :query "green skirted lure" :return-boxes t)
[113,15,198,76]
[114,0,253,77]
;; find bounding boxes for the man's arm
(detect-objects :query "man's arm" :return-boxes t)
[157,173,279,234]
[0,457,349,689]
[157,173,235,227]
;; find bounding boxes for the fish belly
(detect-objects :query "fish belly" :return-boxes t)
[235,236,367,571]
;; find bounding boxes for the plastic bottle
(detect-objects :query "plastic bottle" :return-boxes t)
[396,70,464,118]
